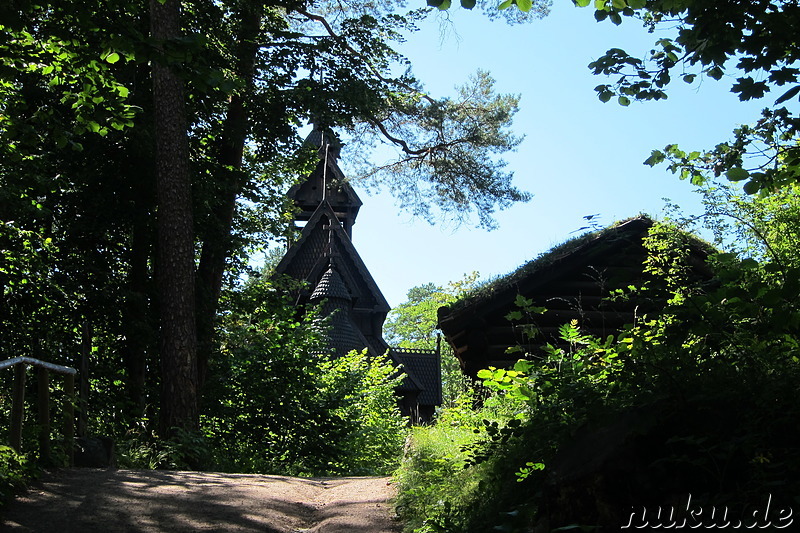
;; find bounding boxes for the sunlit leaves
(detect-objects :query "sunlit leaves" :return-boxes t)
[515,0,533,12]
[0,20,137,159]
[726,167,749,182]
[642,108,800,193]
[578,0,800,195]
[103,51,120,64]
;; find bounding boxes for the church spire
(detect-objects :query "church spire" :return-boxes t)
[287,125,362,237]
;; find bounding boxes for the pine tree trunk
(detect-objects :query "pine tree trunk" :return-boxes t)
[150,0,198,435]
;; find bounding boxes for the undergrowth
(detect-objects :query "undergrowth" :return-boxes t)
[394,391,532,532]
[0,446,38,509]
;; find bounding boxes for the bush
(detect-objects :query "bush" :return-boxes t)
[0,446,37,509]
[201,275,409,475]
[117,423,209,470]
[394,390,530,532]
[396,219,800,531]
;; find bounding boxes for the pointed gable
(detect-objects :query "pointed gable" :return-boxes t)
[274,125,443,422]
[274,201,389,315]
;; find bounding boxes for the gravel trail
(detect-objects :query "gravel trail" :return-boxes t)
[1,469,402,533]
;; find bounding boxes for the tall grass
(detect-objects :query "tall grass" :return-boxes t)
[394,392,531,533]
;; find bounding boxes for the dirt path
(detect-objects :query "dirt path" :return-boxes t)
[1,469,402,533]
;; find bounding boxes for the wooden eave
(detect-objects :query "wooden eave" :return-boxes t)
[437,216,713,376]
[275,201,389,314]
[438,217,655,334]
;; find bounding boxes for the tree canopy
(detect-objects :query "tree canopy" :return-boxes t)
[0,0,533,435]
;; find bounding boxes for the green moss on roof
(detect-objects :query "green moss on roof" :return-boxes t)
[445,215,717,318]
[446,215,653,315]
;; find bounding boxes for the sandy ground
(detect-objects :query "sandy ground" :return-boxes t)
[1,469,402,533]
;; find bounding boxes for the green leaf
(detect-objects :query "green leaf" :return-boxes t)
[594,0,606,8]
[628,0,645,7]
[775,85,800,105]
[611,0,626,9]
[505,310,523,321]
[609,11,622,24]
[726,167,749,181]
[618,95,631,106]
[513,360,533,372]
[514,294,533,308]
[707,66,724,80]
[742,180,760,194]
[498,0,514,9]
[516,0,533,11]
[461,0,477,7]
[476,368,493,379]
[574,0,591,5]
[104,52,120,64]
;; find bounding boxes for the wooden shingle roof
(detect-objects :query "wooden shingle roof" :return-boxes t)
[437,216,713,377]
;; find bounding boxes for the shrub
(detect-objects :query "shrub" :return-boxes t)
[397,219,800,531]
[0,446,37,509]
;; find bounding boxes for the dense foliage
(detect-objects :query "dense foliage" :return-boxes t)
[0,0,532,470]
[199,275,408,476]
[395,191,800,530]
[0,446,37,510]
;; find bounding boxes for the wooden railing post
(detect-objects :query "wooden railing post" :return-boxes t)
[10,363,27,453]
[3,357,76,462]
[64,373,75,466]
[37,366,51,465]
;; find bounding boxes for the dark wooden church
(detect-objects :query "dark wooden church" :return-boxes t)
[274,126,442,422]
[437,216,712,378]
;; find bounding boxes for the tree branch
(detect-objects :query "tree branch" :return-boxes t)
[294,8,436,106]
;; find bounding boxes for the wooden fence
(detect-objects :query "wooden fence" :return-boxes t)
[0,357,76,465]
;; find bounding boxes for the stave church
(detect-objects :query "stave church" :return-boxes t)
[273,126,442,423]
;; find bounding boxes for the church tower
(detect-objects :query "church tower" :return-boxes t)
[273,125,442,422]
[287,127,362,237]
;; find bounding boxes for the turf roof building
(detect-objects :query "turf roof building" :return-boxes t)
[437,216,712,378]
[274,126,442,422]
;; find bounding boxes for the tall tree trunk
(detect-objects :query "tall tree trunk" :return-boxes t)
[150,0,198,435]
[196,3,263,388]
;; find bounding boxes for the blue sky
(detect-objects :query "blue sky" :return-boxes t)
[337,2,766,307]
